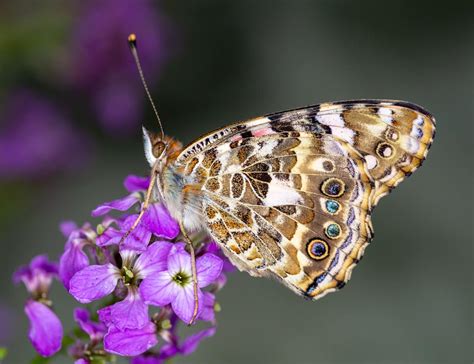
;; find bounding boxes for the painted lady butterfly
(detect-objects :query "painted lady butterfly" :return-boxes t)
[127,34,436,323]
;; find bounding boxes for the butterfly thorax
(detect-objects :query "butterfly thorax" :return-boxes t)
[143,130,206,232]
[159,163,206,232]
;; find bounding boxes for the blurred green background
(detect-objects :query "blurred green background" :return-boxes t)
[0,0,472,363]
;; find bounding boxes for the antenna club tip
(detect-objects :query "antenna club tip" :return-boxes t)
[128,33,137,46]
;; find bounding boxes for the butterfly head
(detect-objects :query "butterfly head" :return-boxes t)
[143,127,182,167]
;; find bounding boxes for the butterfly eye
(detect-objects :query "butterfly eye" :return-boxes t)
[153,141,166,158]
[307,239,329,260]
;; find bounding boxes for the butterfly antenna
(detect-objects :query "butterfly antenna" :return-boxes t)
[128,33,165,139]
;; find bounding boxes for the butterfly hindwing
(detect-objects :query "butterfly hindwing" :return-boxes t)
[193,131,373,299]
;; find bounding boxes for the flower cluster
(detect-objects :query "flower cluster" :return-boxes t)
[0,0,170,182]
[68,0,169,135]
[0,89,89,181]
[14,175,232,362]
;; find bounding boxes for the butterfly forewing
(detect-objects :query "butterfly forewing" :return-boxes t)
[171,99,435,300]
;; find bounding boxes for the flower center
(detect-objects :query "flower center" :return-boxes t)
[122,266,135,285]
[172,271,191,287]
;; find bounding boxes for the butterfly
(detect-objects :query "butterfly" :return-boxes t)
[126,34,436,323]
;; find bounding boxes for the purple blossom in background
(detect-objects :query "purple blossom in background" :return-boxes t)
[74,308,106,343]
[24,300,63,357]
[14,255,58,299]
[69,0,170,135]
[0,90,89,181]
[59,222,97,289]
[14,255,63,357]
[14,174,231,361]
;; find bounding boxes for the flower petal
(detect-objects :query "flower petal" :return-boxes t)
[104,322,158,356]
[143,204,180,239]
[30,255,58,275]
[167,249,192,277]
[199,291,216,322]
[69,264,119,303]
[134,241,173,278]
[59,220,78,237]
[25,300,63,357]
[109,291,149,330]
[140,271,179,307]
[180,326,216,355]
[119,215,152,252]
[97,305,112,326]
[171,285,203,324]
[59,240,89,289]
[131,355,164,364]
[91,193,140,217]
[124,175,150,192]
[73,307,105,341]
[96,225,122,247]
[75,359,89,364]
[196,253,223,288]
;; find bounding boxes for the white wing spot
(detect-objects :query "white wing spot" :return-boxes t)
[378,107,393,124]
[263,180,302,206]
[365,155,378,169]
[317,112,345,127]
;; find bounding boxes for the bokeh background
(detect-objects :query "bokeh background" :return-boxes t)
[0,0,472,363]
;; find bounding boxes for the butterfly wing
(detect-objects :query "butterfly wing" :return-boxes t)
[174,100,435,299]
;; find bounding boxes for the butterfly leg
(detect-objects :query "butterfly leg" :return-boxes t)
[119,164,159,246]
[179,220,199,325]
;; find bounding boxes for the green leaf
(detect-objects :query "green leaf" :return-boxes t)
[30,355,50,364]
[62,335,75,347]
[0,347,7,360]
[90,357,108,364]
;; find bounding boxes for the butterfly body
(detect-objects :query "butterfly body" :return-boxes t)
[144,99,435,301]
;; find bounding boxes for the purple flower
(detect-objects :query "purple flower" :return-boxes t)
[59,222,97,289]
[96,214,152,252]
[140,243,223,324]
[104,322,158,357]
[173,326,216,356]
[70,242,173,330]
[24,300,63,357]
[0,89,89,180]
[204,241,235,290]
[14,255,58,298]
[14,256,63,356]
[124,175,150,192]
[15,172,229,361]
[74,308,106,343]
[68,0,170,134]
[131,326,216,363]
[92,175,180,242]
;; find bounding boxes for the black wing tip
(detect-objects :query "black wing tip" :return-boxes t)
[332,99,435,122]
[265,99,435,125]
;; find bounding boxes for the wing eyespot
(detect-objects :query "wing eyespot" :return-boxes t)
[307,238,330,260]
[324,222,342,239]
[321,178,345,197]
[376,142,395,159]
